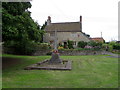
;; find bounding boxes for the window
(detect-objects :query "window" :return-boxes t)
[50,33,55,37]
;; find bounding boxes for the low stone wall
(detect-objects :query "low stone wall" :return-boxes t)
[2,47,110,56]
[33,50,108,56]
[33,50,51,56]
[59,50,107,56]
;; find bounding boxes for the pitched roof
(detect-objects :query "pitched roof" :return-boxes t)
[45,22,81,32]
[90,37,104,42]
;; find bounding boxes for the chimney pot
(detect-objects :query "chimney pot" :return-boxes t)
[80,16,82,32]
[47,16,51,25]
[80,16,82,23]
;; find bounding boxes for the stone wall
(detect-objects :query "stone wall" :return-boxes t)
[33,50,108,56]
[2,47,109,56]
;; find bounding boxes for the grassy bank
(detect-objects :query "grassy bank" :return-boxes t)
[2,54,118,88]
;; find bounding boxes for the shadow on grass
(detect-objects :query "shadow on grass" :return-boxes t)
[2,57,22,70]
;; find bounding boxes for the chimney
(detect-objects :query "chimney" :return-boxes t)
[80,16,82,23]
[80,16,82,32]
[47,16,51,25]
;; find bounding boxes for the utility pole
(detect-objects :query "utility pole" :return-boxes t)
[101,32,102,38]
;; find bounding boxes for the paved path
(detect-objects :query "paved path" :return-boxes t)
[104,51,120,58]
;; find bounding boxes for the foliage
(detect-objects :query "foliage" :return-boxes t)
[87,41,102,49]
[2,2,45,55]
[36,43,50,50]
[3,40,37,55]
[102,44,109,51]
[40,21,47,42]
[82,32,90,37]
[67,40,74,49]
[41,21,47,30]
[109,41,116,46]
[77,41,87,48]
[58,46,64,50]
[113,43,120,50]
[2,2,43,41]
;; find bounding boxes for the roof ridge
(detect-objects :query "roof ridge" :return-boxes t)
[51,21,79,24]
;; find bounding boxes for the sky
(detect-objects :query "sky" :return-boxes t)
[29,0,119,42]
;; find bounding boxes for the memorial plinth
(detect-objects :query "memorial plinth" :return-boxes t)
[24,30,72,70]
[49,50,62,64]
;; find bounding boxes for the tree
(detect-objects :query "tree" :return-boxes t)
[82,32,90,38]
[2,2,43,55]
[40,21,47,42]
[2,2,42,42]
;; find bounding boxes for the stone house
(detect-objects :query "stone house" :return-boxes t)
[43,16,91,48]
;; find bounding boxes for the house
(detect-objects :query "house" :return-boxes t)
[43,16,91,48]
[90,37,105,43]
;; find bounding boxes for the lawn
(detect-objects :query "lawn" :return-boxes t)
[2,54,118,88]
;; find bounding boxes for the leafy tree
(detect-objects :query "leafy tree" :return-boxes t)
[40,21,47,42]
[41,21,47,30]
[2,2,44,55]
[2,2,43,42]
[82,32,90,37]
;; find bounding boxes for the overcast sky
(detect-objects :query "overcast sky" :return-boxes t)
[29,0,119,42]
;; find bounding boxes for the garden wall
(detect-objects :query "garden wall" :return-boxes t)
[33,50,108,56]
[2,47,110,56]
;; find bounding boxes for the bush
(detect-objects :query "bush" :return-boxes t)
[36,44,50,50]
[108,45,113,52]
[67,40,74,49]
[87,41,102,49]
[3,40,37,55]
[3,40,52,55]
[102,44,109,51]
[77,41,87,48]
[113,43,120,50]
[58,46,64,50]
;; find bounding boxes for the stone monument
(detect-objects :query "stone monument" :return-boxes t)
[25,30,71,70]
[48,30,62,64]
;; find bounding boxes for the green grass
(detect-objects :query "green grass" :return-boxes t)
[2,54,118,88]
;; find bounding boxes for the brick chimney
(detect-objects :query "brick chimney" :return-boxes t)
[80,16,82,32]
[47,16,51,25]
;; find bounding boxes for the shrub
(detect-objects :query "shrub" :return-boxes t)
[77,41,87,48]
[3,40,37,55]
[113,43,120,50]
[58,46,64,50]
[36,44,50,50]
[3,40,51,55]
[108,45,113,52]
[87,41,102,49]
[102,44,109,51]
[67,40,74,49]
[107,41,117,51]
